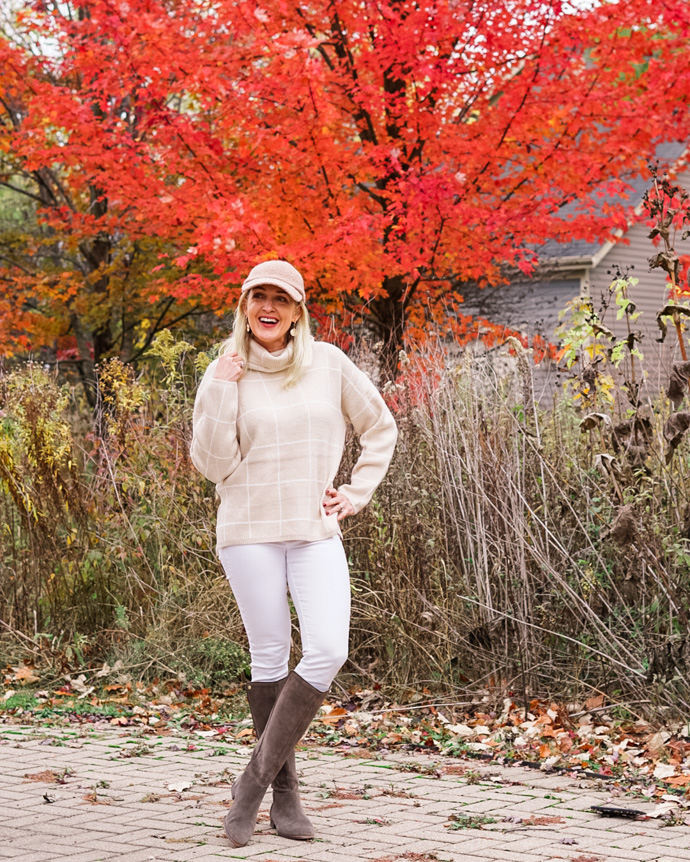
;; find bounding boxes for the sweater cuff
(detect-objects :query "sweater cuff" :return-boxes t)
[337,484,369,515]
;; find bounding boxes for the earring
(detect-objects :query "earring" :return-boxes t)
[290,324,297,337]
[246,323,251,333]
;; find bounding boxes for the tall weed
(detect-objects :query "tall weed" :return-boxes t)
[1,328,689,715]
[346,339,690,714]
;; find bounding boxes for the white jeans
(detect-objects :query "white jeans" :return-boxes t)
[218,536,350,692]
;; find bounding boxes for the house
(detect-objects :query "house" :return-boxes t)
[459,141,690,394]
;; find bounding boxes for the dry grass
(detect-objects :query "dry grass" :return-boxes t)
[1,332,689,715]
[343,339,690,714]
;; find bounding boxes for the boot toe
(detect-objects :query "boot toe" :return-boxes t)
[223,774,265,848]
[223,808,253,848]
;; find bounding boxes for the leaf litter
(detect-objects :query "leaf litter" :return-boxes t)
[2,671,690,805]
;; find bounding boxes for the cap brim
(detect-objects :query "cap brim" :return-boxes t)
[241,277,303,303]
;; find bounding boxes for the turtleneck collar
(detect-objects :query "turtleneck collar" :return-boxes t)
[246,337,294,373]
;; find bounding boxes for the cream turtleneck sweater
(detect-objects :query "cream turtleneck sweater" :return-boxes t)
[190,338,398,549]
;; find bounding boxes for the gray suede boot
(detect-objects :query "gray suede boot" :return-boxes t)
[234,678,314,840]
[224,672,325,848]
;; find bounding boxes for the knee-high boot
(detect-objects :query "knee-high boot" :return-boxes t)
[235,677,314,840]
[224,671,325,848]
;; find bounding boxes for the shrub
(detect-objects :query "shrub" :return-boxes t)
[1,326,689,714]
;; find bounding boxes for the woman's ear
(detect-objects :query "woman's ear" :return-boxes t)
[292,304,303,324]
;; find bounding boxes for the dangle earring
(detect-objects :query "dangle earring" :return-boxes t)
[290,323,297,337]
[247,322,251,333]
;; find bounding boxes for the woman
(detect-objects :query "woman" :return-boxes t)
[190,259,397,848]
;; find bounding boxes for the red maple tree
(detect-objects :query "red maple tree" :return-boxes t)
[1,0,690,392]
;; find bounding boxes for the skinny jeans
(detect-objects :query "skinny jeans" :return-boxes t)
[218,536,350,692]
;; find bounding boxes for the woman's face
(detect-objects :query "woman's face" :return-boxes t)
[245,284,301,353]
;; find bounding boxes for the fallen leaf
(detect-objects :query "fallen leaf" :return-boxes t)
[167,779,193,792]
[82,792,111,805]
[68,674,91,694]
[653,763,678,780]
[666,774,690,787]
[319,705,347,717]
[12,666,39,685]
[24,770,60,783]
[446,723,474,738]
[319,708,348,726]
[326,786,369,800]
[646,731,671,753]
[235,728,255,739]
[649,802,679,818]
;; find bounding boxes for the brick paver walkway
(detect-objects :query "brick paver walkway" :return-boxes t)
[1,723,688,862]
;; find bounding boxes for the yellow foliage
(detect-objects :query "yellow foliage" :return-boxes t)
[0,364,76,521]
[97,358,145,443]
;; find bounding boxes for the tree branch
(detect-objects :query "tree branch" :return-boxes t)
[0,179,44,204]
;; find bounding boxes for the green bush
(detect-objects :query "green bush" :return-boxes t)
[189,637,251,688]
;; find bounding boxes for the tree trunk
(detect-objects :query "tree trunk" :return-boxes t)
[371,275,407,380]
[74,185,112,408]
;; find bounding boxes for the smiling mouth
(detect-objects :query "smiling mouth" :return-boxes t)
[258,317,279,325]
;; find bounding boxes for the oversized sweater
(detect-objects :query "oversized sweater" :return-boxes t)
[190,338,398,549]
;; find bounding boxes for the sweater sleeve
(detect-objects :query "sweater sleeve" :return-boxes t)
[190,359,242,484]
[337,352,398,513]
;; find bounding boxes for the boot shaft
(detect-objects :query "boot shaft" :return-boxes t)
[246,678,287,736]
[247,671,325,789]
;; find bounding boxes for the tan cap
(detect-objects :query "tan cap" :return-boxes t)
[241,260,305,303]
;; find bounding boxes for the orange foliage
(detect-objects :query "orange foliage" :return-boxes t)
[1,0,690,367]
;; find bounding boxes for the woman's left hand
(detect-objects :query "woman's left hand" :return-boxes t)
[323,487,355,521]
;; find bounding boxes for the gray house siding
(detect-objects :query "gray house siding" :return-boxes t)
[458,278,581,340]
[586,165,690,390]
[459,158,690,396]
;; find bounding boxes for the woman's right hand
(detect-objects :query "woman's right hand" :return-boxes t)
[213,351,246,382]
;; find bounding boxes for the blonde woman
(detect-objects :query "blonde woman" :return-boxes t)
[190,259,397,848]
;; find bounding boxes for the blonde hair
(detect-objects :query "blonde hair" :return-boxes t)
[220,292,313,388]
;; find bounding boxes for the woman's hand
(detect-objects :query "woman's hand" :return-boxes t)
[323,487,355,521]
[213,351,246,382]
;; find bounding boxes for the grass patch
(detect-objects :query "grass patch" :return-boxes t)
[446,813,498,829]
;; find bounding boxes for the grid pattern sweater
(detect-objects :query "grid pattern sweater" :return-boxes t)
[190,339,398,549]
